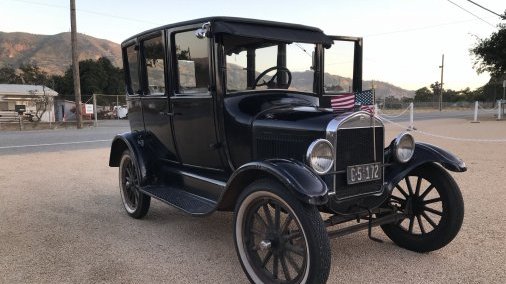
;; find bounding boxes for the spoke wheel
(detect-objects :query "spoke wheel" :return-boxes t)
[234,180,330,284]
[119,150,150,219]
[381,163,464,252]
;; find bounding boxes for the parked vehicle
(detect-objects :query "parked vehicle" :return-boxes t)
[109,17,465,284]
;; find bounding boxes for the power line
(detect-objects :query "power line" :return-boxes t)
[364,17,488,37]
[446,0,496,27]
[466,0,505,20]
[6,0,162,26]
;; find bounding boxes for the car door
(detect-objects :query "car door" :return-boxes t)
[170,29,224,170]
[139,32,179,161]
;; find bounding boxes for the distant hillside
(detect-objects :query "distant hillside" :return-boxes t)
[296,71,414,99]
[0,31,121,74]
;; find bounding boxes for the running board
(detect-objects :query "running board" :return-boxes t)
[140,185,217,216]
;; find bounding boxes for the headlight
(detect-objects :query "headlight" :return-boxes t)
[393,132,415,163]
[306,139,334,174]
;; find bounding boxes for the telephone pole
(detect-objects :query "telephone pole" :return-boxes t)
[70,0,82,128]
[439,54,444,112]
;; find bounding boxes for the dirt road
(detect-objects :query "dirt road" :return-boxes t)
[1,118,505,283]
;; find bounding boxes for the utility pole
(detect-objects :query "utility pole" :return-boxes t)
[439,54,444,112]
[70,0,82,129]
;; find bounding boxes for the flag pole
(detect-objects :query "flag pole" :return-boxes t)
[371,80,376,162]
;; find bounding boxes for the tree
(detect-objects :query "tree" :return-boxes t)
[52,57,124,106]
[471,23,506,78]
[0,65,22,84]
[29,86,53,123]
[414,87,433,102]
[19,63,48,85]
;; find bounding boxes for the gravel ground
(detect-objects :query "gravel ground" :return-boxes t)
[0,118,505,283]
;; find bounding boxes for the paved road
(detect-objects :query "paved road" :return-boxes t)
[0,110,477,156]
[0,120,130,155]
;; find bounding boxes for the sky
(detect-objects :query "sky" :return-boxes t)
[1,0,504,91]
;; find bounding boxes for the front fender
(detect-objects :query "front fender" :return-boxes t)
[219,159,328,210]
[385,142,466,189]
[109,132,150,185]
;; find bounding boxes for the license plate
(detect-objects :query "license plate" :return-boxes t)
[347,162,382,184]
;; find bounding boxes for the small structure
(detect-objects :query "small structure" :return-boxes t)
[0,84,58,122]
[54,99,77,121]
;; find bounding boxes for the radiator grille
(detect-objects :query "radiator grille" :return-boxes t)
[333,127,384,199]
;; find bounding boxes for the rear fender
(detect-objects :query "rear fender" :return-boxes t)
[385,142,466,190]
[218,159,328,210]
[109,132,150,185]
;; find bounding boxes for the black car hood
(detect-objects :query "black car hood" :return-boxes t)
[253,105,336,133]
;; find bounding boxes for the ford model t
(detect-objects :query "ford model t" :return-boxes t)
[109,17,465,283]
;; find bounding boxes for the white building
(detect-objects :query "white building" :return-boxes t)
[0,84,58,122]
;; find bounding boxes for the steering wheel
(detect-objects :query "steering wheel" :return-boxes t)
[252,66,292,89]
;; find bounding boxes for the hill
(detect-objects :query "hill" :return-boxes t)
[0,31,121,74]
[295,71,414,99]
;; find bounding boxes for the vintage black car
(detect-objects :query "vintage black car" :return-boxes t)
[109,17,465,283]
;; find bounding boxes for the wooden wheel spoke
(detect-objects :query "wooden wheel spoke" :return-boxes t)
[395,185,409,198]
[419,185,435,200]
[423,206,443,216]
[280,214,293,234]
[272,254,279,279]
[390,195,405,204]
[422,212,438,228]
[250,228,264,237]
[262,204,274,228]
[417,215,426,234]
[254,212,268,229]
[405,177,414,196]
[280,254,291,281]
[424,197,442,204]
[284,230,303,241]
[415,177,422,196]
[408,216,415,233]
[285,243,305,257]
[261,250,273,268]
[274,203,281,232]
[285,251,303,275]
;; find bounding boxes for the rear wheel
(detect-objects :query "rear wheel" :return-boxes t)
[119,150,150,219]
[234,179,330,284]
[381,163,464,252]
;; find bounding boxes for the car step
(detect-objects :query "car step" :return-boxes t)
[140,185,217,216]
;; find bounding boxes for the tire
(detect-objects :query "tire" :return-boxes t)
[381,163,464,252]
[119,150,150,219]
[234,179,330,284]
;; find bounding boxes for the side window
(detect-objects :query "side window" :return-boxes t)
[126,45,140,95]
[142,36,165,95]
[174,31,210,94]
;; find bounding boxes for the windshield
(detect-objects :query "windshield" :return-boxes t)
[223,35,316,94]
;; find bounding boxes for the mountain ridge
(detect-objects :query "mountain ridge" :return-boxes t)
[0,31,121,75]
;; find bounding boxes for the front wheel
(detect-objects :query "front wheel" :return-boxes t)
[119,150,150,219]
[234,179,330,284]
[381,163,464,252]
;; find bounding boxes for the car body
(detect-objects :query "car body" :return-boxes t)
[109,17,466,284]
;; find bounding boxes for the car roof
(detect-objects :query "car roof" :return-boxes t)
[121,16,328,46]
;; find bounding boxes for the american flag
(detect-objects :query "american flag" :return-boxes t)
[330,89,375,114]
[355,89,375,114]
[330,93,355,111]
